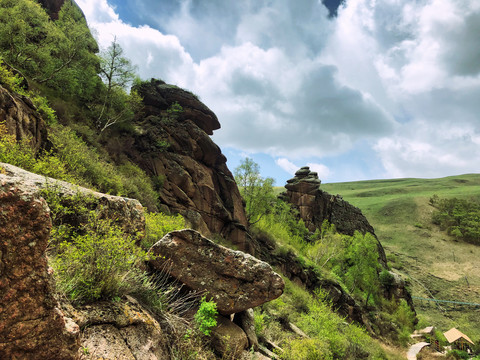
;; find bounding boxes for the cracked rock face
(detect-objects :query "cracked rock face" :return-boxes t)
[0,186,79,359]
[115,79,250,251]
[149,229,284,315]
[281,166,375,236]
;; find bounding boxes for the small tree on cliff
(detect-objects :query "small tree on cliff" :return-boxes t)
[234,158,276,224]
[96,37,141,132]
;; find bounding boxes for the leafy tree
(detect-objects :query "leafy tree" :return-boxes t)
[0,0,56,76]
[96,37,141,132]
[430,195,480,245]
[234,157,276,224]
[39,1,100,100]
[0,0,100,100]
[344,232,380,305]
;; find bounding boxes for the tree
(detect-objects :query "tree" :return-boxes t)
[234,158,276,224]
[344,232,380,305]
[0,0,100,101]
[96,38,140,132]
[0,0,56,76]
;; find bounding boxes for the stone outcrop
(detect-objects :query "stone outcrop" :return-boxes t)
[282,166,375,236]
[0,163,145,239]
[37,0,66,19]
[114,79,250,251]
[61,296,169,360]
[0,184,79,359]
[281,166,387,266]
[211,315,248,358]
[149,229,284,315]
[0,84,47,153]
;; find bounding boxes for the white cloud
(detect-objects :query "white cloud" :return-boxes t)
[276,158,298,175]
[76,0,480,181]
[307,163,331,180]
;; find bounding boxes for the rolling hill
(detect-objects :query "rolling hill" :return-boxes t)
[321,174,480,342]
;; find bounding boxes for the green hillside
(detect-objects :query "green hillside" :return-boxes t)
[322,175,480,342]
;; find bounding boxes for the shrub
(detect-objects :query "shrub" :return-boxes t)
[143,211,186,249]
[53,211,152,303]
[194,296,218,336]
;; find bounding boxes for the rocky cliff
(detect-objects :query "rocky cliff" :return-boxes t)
[112,79,251,251]
[0,85,47,153]
[280,166,387,265]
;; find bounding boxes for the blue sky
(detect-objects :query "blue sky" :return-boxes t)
[76,0,480,185]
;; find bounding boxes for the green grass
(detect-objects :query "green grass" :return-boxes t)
[320,174,480,342]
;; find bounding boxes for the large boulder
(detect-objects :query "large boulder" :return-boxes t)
[210,315,248,358]
[282,167,374,236]
[62,296,169,360]
[0,163,145,239]
[111,79,250,252]
[0,184,79,359]
[149,229,284,315]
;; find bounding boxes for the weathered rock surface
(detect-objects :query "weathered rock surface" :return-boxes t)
[234,309,259,350]
[281,167,387,266]
[62,296,169,360]
[282,167,374,236]
[211,315,248,358]
[112,79,250,251]
[0,84,47,152]
[0,185,79,359]
[149,229,284,315]
[37,0,66,19]
[0,163,145,238]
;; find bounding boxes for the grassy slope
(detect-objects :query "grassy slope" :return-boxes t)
[319,174,480,341]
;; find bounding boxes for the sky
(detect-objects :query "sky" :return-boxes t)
[75,0,480,185]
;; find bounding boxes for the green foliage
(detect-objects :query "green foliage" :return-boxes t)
[0,0,100,100]
[194,296,218,336]
[447,349,469,360]
[96,38,140,132]
[263,279,383,360]
[0,121,72,180]
[52,211,152,303]
[0,60,58,125]
[430,195,480,244]
[342,232,381,304]
[143,211,186,249]
[234,157,276,224]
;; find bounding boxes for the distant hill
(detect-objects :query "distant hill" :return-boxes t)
[322,174,480,341]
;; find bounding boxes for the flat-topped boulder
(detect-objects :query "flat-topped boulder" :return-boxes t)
[148,229,284,315]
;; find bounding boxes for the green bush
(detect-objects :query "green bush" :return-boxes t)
[143,211,186,249]
[194,296,218,336]
[430,195,480,244]
[53,211,152,303]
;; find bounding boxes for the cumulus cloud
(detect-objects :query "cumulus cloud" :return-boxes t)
[76,0,480,181]
[276,158,331,180]
[276,158,298,175]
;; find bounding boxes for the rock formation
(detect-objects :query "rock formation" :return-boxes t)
[0,181,79,359]
[62,296,170,360]
[149,229,285,315]
[281,166,387,266]
[282,166,375,236]
[0,85,47,153]
[116,79,250,251]
[0,163,145,238]
[37,0,67,20]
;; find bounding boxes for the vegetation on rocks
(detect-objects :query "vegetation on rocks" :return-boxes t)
[0,1,425,358]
